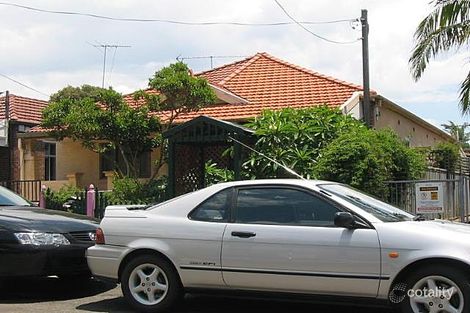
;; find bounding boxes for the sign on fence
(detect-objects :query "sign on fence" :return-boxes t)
[415,182,444,214]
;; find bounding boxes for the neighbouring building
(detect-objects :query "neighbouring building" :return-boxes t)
[0,93,48,182]
[17,52,454,192]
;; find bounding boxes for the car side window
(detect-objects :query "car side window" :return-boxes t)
[235,187,340,226]
[190,188,231,222]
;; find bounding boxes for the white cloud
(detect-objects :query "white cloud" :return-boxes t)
[0,0,468,124]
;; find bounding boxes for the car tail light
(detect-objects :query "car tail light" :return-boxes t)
[95,228,105,245]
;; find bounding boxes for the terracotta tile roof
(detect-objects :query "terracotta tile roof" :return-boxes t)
[194,52,364,121]
[28,52,365,132]
[0,94,48,124]
[127,52,365,123]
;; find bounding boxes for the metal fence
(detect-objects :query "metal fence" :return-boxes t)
[385,177,470,222]
[95,190,110,219]
[0,180,41,203]
[52,188,111,219]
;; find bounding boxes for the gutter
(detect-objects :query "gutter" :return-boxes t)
[375,95,455,142]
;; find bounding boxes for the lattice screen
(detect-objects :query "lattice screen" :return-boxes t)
[174,143,231,195]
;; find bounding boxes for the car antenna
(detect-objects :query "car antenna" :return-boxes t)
[228,136,307,181]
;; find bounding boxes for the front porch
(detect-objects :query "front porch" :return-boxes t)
[17,135,166,192]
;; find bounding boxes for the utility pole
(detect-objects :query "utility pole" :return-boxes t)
[361,9,371,128]
[93,44,131,88]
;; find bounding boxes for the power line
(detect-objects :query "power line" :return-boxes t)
[0,2,356,26]
[273,0,360,45]
[0,73,49,97]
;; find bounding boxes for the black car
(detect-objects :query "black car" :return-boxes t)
[0,186,98,278]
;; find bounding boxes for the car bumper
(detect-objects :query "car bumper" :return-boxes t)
[0,244,92,277]
[86,244,130,281]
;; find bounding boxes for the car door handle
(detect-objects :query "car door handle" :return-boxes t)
[231,231,256,238]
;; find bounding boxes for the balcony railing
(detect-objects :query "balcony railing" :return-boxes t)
[0,180,42,203]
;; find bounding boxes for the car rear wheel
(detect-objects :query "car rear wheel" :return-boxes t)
[395,265,470,313]
[121,254,181,313]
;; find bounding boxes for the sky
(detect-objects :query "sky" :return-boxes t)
[0,0,468,129]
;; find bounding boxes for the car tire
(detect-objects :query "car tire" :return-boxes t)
[394,265,470,313]
[121,254,182,313]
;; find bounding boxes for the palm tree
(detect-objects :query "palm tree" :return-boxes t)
[441,120,470,147]
[410,0,470,114]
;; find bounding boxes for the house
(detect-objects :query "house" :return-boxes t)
[17,52,454,192]
[0,93,48,182]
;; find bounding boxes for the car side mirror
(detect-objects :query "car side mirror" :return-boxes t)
[334,212,356,229]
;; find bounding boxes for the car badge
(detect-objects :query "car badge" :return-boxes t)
[89,232,97,241]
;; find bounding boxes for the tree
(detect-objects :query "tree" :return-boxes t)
[314,128,426,197]
[243,106,365,179]
[441,121,470,148]
[42,62,216,178]
[430,141,461,173]
[410,0,470,114]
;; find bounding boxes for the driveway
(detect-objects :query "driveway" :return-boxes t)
[0,277,392,313]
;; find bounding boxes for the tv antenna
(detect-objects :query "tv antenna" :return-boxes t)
[93,43,131,88]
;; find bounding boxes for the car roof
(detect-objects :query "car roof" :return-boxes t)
[213,179,333,188]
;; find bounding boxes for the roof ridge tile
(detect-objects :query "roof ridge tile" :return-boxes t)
[196,55,255,77]
[218,53,263,86]
[258,52,365,91]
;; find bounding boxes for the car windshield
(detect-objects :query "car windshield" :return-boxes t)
[0,186,32,207]
[318,183,415,222]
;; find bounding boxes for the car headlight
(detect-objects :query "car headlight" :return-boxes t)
[14,232,70,245]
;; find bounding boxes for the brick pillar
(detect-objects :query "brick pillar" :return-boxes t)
[103,171,115,190]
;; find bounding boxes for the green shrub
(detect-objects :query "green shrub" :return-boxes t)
[314,128,426,197]
[243,106,364,178]
[44,185,83,211]
[429,142,461,173]
[108,176,168,205]
[205,160,234,186]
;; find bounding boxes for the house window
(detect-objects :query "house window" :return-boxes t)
[138,151,151,178]
[99,149,116,178]
[99,149,151,178]
[44,142,56,181]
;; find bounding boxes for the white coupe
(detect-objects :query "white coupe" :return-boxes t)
[87,179,470,313]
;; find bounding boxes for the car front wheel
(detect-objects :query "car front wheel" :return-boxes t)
[121,254,181,313]
[396,265,470,313]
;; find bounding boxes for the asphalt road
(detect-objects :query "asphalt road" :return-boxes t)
[0,277,392,313]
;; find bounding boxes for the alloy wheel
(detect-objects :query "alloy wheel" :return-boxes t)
[409,275,464,313]
[128,263,169,306]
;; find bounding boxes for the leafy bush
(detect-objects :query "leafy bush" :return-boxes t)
[108,176,168,205]
[429,142,461,173]
[314,128,426,197]
[244,106,364,178]
[205,160,234,186]
[44,185,84,211]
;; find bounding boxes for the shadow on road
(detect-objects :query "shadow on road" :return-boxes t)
[77,293,392,313]
[0,276,116,303]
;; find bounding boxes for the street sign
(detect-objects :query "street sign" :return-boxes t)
[0,119,8,147]
[415,182,444,214]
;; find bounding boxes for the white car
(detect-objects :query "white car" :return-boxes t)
[87,179,470,313]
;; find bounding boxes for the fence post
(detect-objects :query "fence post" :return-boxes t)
[87,184,96,217]
[39,184,47,208]
[460,176,465,223]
